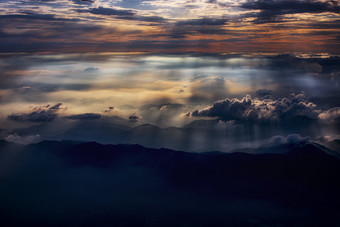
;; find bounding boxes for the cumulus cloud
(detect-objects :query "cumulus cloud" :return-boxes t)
[8,103,63,122]
[5,134,41,144]
[191,93,321,122]
[191,95,252,120]
[66,113,102,120]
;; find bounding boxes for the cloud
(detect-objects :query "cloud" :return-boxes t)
[79,7,166,23]
[268,134,310,145]
[176,18,229,26]
[255,89,272,97]
[86,7,135,16]
[318,107,340,121]
[191,95,252,120]
[84,67,99,72]
[48,103,63,110]
[189,75,228,104]
[71,0,95,5]
[168,18,229,38]
[104,106,114,113]
[0,11,141,53]
[242,0,340,23]
[324,134,340,141]
[265,55,338,74]
[191,93,321,122]
[129,114,142,122]
[0,12,78,22]
[8,103,63,122]
[66,113,102,120]
[5,134,41,144]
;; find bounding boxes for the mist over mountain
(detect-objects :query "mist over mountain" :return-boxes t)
[1,140,339,226]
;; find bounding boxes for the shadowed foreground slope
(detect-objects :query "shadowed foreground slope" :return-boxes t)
[0,140,339,226]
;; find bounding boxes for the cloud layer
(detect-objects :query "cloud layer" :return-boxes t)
[0,0,339,53]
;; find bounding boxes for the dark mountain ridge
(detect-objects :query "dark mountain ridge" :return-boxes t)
[0,140,340,226]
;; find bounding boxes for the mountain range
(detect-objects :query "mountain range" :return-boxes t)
[0,140,339,226]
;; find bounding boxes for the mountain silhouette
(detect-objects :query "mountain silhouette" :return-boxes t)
[0,140,339,226]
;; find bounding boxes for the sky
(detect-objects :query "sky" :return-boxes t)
[0,0,339,54]
[0,0,339,152]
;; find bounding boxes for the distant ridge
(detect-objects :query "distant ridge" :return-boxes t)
[0,140,340,226]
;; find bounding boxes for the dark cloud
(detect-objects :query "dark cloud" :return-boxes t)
[84,67,99,72]
[242,0,340,23]
[8,103,62,122]
[48,103,63,110]
[66,113,102,120]
[176,18,228,26]
[85,7,135,16]
[167,18,228,38]
[255,89,272,97]
[259,55,340,75]
[268,134,310,145]
[71,0,95,5]
[191,95,252,120]
[104,106,114,113]
[191,93,320,122]
[119,15,166,23]
[0,11,142,53]
[129,114,142,122]
[0,12,78,22]
[79,7,166,23]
